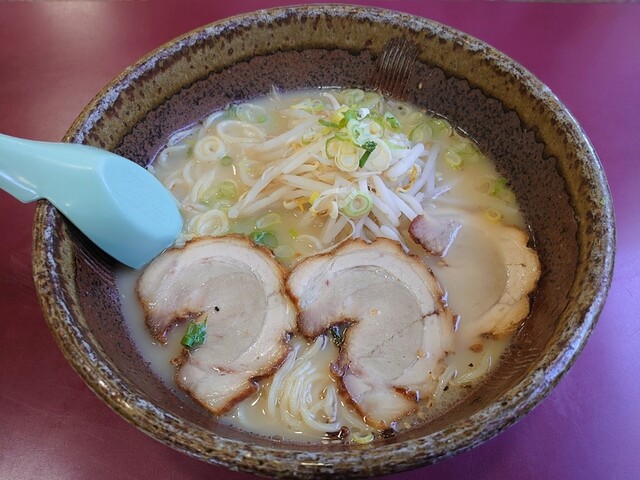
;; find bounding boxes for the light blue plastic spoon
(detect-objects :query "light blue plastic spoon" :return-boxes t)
[0,133,182,269]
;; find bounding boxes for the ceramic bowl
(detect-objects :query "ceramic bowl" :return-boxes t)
[32,5,614,478]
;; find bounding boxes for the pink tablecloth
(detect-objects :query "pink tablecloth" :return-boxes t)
[1,1,638,479]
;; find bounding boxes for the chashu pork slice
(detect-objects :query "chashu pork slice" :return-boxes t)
[137,235,296,415]
[287,238,455,429]
[408,213,462,257]
[409,211,541,339]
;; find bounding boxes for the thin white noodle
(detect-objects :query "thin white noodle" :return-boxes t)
[187,209,229,236]
[186,167,219,204]
[296,234,324,251]
[451,354,493,386]
[157,144,189,165]
[202,110,226,130]
[216,120,266,144]
[182,159,202,185]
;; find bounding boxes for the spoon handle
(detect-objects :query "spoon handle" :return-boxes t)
[0,133,49,202]
[0,133,104,204]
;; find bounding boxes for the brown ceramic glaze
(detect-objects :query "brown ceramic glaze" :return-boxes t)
[32,5,615,478]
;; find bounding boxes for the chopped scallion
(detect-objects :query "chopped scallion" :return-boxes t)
[408,122,433,143]
[384,111,400,129]
[485,208,503,223]
[250,230,278,249]
[445,150,463,170]
[342,89,365,105]
[256,212,282,229]
[199,179,238,205]
[350,431,374,444]
[489,177,509,196]
[220,155,233,166]
[235,103,269,123]
[358,140,377,168]
[340,191,373,218]
[181,318,207,349]
[319,119,340,129]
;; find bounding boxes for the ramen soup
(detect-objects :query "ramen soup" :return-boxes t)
[117,88,540,444]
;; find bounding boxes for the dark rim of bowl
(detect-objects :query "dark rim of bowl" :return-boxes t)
[31,4,615,478]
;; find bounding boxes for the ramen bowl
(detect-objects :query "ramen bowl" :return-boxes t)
[32,4,614,478]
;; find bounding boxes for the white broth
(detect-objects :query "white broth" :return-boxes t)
[117,88,533,444]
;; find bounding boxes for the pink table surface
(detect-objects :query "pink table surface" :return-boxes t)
[1,1,638,479]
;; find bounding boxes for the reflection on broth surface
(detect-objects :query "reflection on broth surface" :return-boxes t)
[117,88,540,444]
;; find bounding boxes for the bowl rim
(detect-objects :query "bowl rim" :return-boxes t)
[32,4,615,477]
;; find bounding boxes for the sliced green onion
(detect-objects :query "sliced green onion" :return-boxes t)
[289,228,299,239]
[274,244,294,259]
[199,179,238,205]
[250,230,278,249]
[334,130,350,142]
[340,191,373,218]
[220,155,233,166]
[225,104,238,117]
[360,91,383,110]
[429,117,453,139]
[449,138,481,162]
[487,176,515,203]
[212,199,234,213]
[384,111,400,129]
[358,141,377,169]
[325,136,341,160]
[409,117,453,143]
[235,103,269,123]
[319,118,340,129]
[256,213,282,229]
[485,208,503,223]
[409,122,433,143]
[181,318,207,349]
[445,150,463,170]
[350,431,374,444]
[347,119,367,145]
[342,89,365,106]
[489,177,509,196]
[338,109,357,129]
[291,98,325,114]
[334,142,359,172]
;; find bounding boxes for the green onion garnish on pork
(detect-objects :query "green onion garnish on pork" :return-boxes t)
[181,317,207,349]
[250,230,279,249]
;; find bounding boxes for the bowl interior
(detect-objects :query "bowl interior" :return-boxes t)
[32,5,614,478]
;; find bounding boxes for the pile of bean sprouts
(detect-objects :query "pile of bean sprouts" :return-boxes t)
[152,88,483,259]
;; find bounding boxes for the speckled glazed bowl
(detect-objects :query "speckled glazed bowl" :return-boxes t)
[32,4,614,478]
